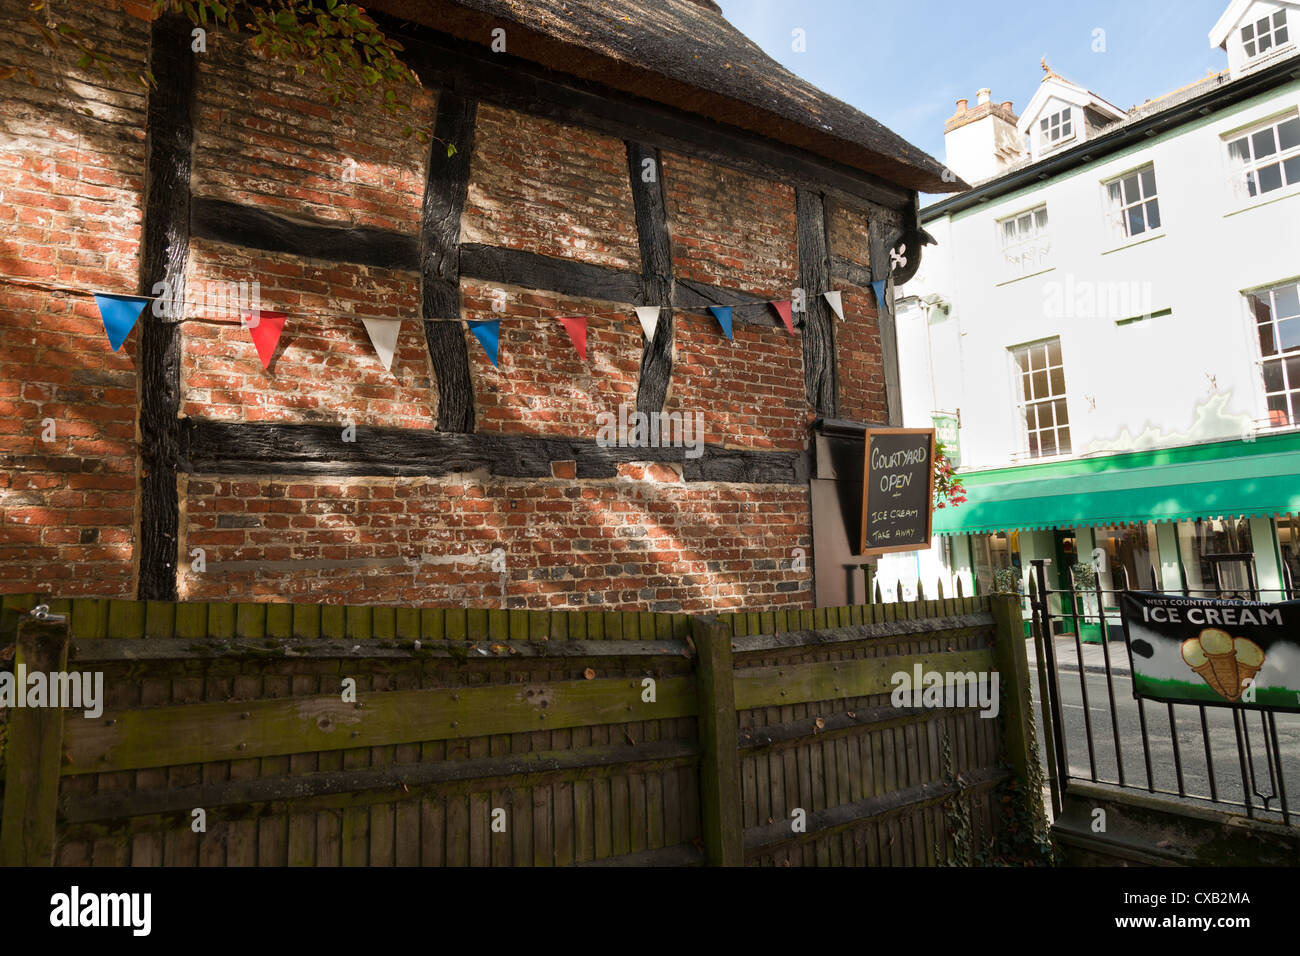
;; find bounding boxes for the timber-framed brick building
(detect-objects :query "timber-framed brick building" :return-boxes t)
[0,0,961,612]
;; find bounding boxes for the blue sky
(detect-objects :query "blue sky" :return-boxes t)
[716,0,1233,165]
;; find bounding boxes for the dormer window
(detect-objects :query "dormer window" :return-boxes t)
[1040,109,1074,147]
[1243,10,1288,59]
[1017,73,1124,161]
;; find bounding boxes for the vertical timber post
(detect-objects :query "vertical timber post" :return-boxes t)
[868,220,903,426]
[691,615,743,866]
[795,189,837,416]
[138,12,196,600]
[627,141,674,415]
[990,594,1043,804]
[0,616,71,866]
[417,88,478,432]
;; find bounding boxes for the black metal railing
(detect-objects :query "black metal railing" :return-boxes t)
[1024,557,1298,827]
[856,554,1295,608]
[859,569,970,604]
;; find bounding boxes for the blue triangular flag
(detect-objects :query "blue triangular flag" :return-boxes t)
[467,319,500,367]
[708,305,733,340]
[93,293,151,351]
[871,279,888,312]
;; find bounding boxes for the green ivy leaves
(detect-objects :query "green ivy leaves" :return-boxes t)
[10,0,443,144]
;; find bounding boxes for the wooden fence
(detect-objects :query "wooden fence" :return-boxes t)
[0,593,1037,866]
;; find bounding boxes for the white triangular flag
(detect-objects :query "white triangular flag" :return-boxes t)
[635,305,661,341]
[361,317,403,372]
[823,290,844,321]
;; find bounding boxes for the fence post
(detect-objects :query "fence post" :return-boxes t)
[989,595,1042,800]
[0,614,71,866]
[690,615,743,866]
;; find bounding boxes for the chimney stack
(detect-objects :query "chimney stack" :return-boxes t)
[944,88,1027,184]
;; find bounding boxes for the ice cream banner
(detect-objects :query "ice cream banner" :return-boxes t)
[1119,592,1300,712]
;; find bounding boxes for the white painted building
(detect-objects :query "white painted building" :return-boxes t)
[880,0,1300,625]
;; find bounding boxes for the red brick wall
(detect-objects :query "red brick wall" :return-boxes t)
[660,152,805,451]
[461,279,641,437]
[463,105,639,270]
[192,35,432,232]
[456,106,644,442]
[665,314,807,451]
[179,471,811,612]
[662,151,797,294]
[183,24,434,430]
[0,0,147,596]
[829,203,873,274]
[828,204,888,424]
[835,284,888,425]
[181,241,432,426]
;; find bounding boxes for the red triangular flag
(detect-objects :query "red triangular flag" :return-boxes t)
[771,300,795,335]
[244,310,287,370]
[558,317,587,361]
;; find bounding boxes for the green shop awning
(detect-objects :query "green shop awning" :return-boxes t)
[934,431,1300,536]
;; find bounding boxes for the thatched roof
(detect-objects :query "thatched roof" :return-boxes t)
[368,0,960,194]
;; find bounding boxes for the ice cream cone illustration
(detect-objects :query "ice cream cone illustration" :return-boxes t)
[1181,629,1267,702]
[1181,638,1226,698]
[1233,637,1265,699]
[1198,628,1241,700]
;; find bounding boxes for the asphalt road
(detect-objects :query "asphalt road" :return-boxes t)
[1026,641,1300,824]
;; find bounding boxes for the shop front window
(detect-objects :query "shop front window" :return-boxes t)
[939,536,956,595]
[972,531,1021,595]
[1093,523,1160,591]
[1176,518,1254,595]
[1279,515,1300,597]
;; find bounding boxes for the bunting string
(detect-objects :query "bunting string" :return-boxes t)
[84,282,882,369]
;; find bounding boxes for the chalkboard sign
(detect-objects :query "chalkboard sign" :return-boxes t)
[860,428,935,555]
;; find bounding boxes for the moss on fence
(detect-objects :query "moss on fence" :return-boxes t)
[1,593,988,644]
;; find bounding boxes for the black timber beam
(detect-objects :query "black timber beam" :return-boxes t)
[420,89,478,432]
[672,277,786,329]
[829,254,874,290]
[137,12,195,601]
[459,243,643,304]
[181,420,808,485]
[186,202,787,330]
[627,141,675,414]
[796,189,837,417]
[191,197,419,269]
[868,220,904,426]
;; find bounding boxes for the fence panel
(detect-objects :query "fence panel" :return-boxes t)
[0,593,1029,866]
[725,597,1009,865]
